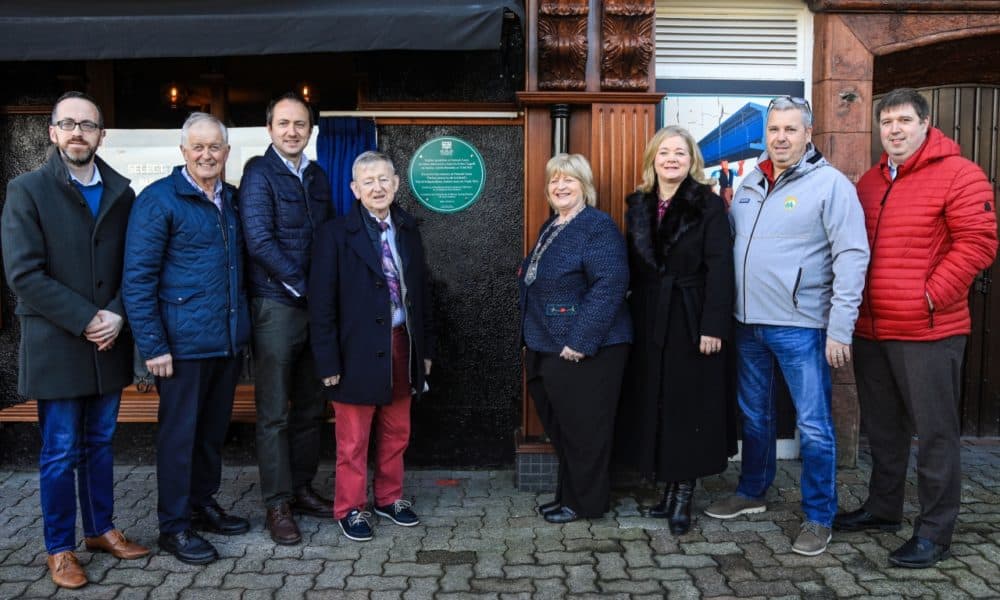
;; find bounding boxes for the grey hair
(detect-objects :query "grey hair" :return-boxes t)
[352,150,395,180]
[767,97,813,129]
[181,112,229,146]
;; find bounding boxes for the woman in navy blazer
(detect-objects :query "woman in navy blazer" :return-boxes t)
[519,153,632,523]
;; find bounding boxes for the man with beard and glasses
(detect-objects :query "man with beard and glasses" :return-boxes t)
[2,91,149,590]
[123,112,252,565]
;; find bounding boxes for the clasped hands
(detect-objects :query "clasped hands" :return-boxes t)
[84,309,123,351]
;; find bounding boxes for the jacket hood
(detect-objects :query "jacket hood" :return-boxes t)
[877,127,961,181]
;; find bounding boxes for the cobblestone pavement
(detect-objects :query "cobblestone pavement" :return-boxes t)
[1,441,998,599]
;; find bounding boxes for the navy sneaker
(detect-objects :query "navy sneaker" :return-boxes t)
[374,499,420,526]
[338,509,374,542]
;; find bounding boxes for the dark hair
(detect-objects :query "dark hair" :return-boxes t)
[875,88,930,122]
[266,92,314,128]
[51,91,104,128]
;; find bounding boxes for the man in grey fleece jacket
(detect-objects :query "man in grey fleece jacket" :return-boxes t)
[703,97,869,557]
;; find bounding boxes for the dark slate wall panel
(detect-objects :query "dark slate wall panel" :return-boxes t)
[377,124,523,466]
[0,115,51,410]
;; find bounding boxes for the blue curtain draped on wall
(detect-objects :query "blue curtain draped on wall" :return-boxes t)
[316,117,378,216]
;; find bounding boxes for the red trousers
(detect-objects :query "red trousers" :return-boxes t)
[332,327,412,519]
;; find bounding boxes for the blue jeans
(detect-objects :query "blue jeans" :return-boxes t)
[37,392,121,554]
[734,324,837,527]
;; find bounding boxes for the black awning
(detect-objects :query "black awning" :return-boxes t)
[0,1,524,61]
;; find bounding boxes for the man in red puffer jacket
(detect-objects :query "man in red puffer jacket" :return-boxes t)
[834,88,998,568]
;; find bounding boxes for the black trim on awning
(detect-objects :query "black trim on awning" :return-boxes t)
[1,1,524,61]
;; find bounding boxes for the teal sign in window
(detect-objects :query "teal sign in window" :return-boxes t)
[408,137,485,214]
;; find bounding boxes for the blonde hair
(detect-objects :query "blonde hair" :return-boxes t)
[544,153,597,207]
[638,126,712,193]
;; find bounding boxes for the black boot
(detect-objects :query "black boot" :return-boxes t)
[648,482,677,518]
[669,480,695,535]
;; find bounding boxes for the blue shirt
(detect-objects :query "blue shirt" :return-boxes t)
[70,165,103,218]
[281,154,310,182]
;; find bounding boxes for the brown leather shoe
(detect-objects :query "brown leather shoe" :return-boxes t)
[84,529,151,560]
[292,485,334,518]
[47,551,87,589]
[266,503,302,545]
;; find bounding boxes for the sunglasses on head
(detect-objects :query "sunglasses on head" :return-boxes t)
[768,96,811,111]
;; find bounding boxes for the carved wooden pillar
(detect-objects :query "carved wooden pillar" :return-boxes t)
[600,1,656,91]
[537,0,589,90]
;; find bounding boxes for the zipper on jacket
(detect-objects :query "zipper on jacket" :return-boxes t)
[792,267,803,308]
[863,180,894,338]
[741,180,774,320]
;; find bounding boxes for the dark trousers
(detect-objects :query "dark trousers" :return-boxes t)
[155,355,241,534]
[853,335,965,546]
[251,298,325,508]
[526,344,629,518]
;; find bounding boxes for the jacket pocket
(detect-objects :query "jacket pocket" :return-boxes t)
[158,287,203,338]
[278,195,307,228]
[791,267,803,308]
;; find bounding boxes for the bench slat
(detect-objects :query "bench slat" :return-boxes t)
[0,384,316,424]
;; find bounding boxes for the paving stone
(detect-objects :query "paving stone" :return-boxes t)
[690,565,734,596]
[597,578,664,594]
[345,574,407,591]
[222,572,284,589]
[313,560,354,589]
[681,541,742,555]
[661,578,702,599]
[815,565,866,596]
[565,563,598,593]
[440,563,474,592]
[730,579,801,596]
[470,577,532,593]
[179,590,242,600]
[654,553,718,569]
[595,551,628,580]
[277,574,319,600]
[952,570,999,598]
[627,566,691,581]
[621,540,656,568]
[533,577,569,599]
[535,551,596,566]
[100,567,168,587]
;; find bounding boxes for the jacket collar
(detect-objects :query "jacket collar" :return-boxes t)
[43,150,132,222]
[627,176,706,270]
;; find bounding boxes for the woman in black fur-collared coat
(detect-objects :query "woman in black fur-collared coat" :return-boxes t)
[616,125,735,535]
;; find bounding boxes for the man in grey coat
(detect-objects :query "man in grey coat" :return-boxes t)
[1,91,149,589]
[703,96,869,557]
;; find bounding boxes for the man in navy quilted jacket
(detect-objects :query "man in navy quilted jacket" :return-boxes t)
[239,93,333,544]
[123,112,252,565]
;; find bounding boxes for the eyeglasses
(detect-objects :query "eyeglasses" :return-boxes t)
[52,118,101,132]
[768,96,811,111]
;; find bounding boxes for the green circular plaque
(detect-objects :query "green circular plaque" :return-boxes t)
[408,137,485,214]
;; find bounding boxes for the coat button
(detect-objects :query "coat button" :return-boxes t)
[96,280,103,288]
[377,351,385,358]
[375,281,384,288]
[376,317,385,325]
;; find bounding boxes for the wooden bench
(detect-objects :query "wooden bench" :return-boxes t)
[0,384,259,423]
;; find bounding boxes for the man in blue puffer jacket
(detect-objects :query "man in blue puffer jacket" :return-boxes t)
[239,93,334,544]
[123,112,251,566]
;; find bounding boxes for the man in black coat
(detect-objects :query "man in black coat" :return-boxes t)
[239,93,333,544]
[310,150,435,542]
[1,91,149,589]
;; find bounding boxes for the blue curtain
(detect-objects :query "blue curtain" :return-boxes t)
[316,117,377,216]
